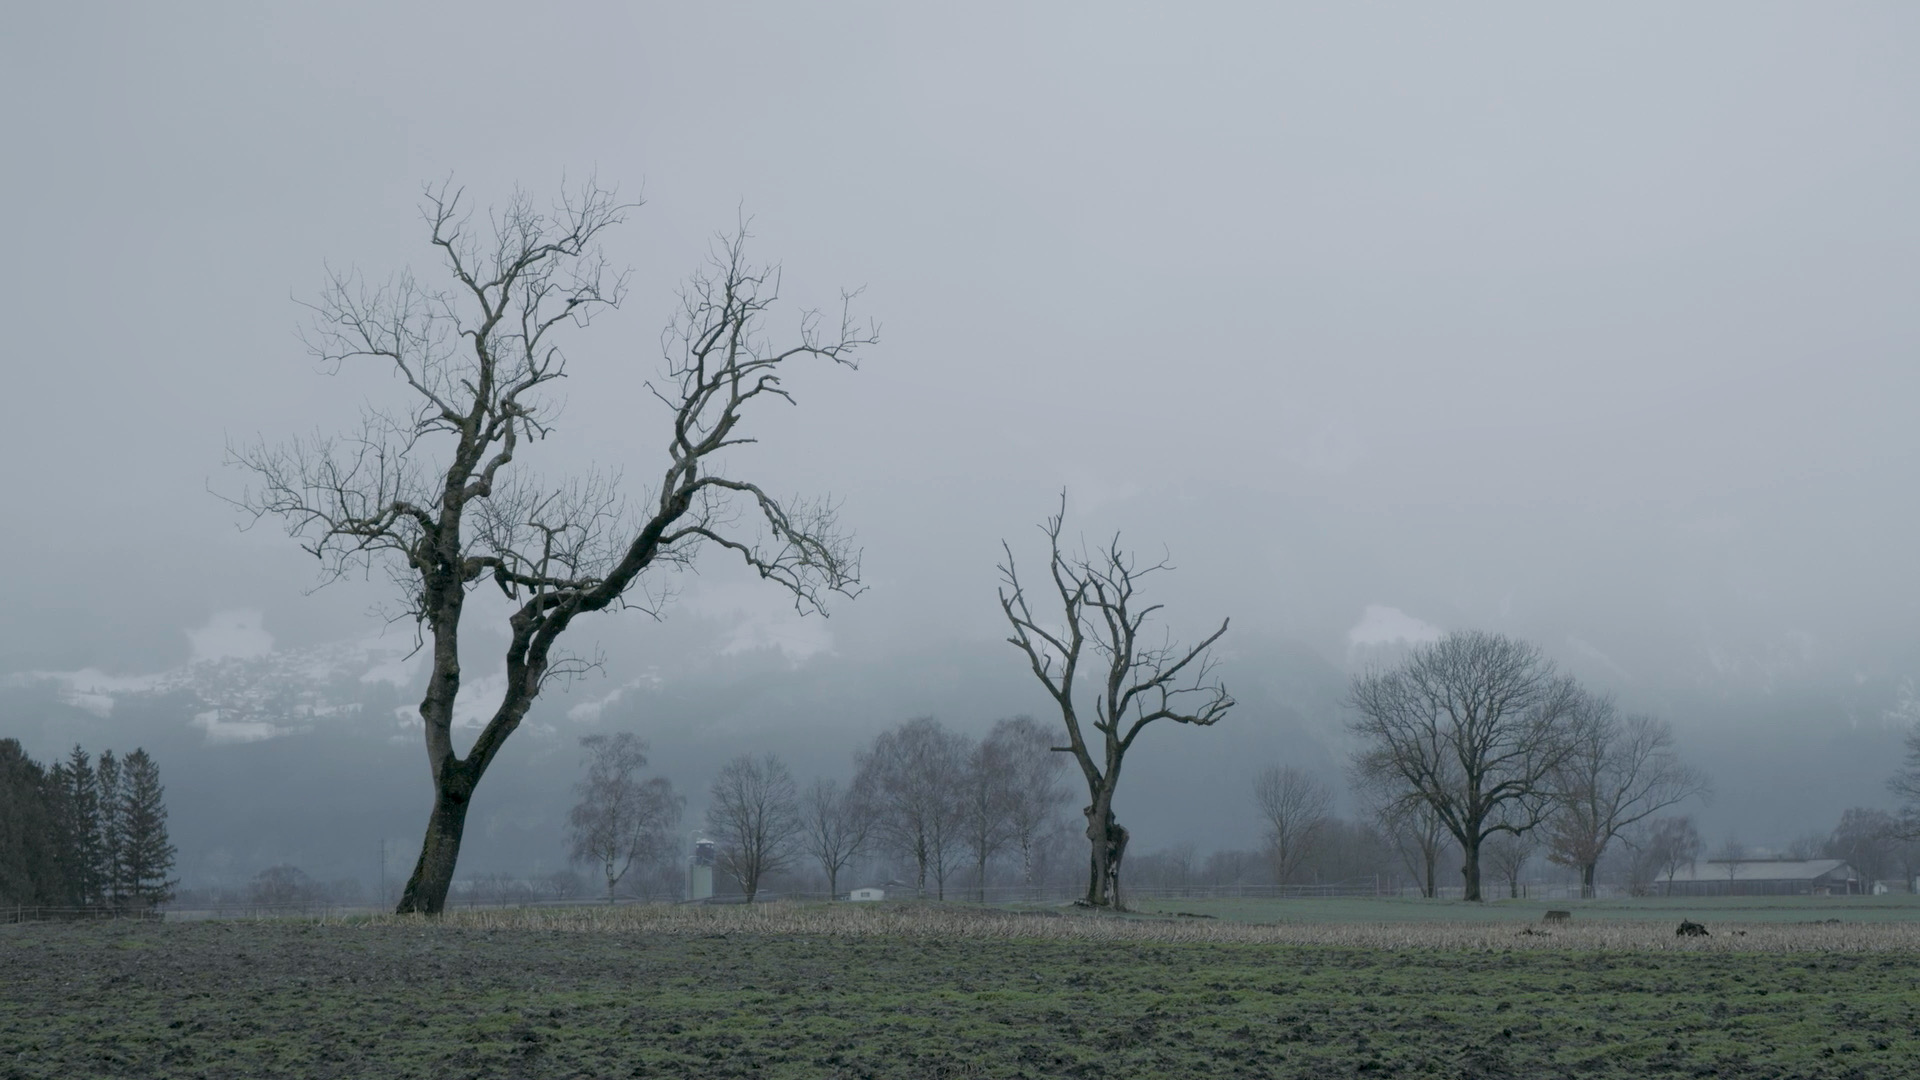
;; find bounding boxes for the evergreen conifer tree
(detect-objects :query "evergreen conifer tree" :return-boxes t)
[0,740,61,908]
[117,749,176,911]
[95,751,125,910]
[60,746,104,907]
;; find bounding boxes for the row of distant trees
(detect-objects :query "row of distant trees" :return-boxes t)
[0,740,176,912]
[562,716,1075,903]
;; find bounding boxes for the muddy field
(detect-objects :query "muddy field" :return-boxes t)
[5,905,1920,1079]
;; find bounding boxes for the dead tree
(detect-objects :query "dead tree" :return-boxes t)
[1545,697,1710,899]
[1348,631,1579,901]
[566,733,683,903]
[706,753,802,901]
[998,495,1231,909]
[1251,764,1332,888]
[229,180,871,913]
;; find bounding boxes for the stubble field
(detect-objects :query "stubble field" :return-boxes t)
[6,901,1920,1079]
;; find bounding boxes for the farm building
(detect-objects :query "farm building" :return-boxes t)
[1653,858,1860,897]
[848,887,886,902]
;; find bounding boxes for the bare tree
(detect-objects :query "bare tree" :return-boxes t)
[706,754,801,901]
[566,733,683,903]
[1251,765,1332,888]
[853,717,969,899]
[706,753,801,901]
[798,777,871,899]
[540,869,584,901]
[1827,807,1900,891]
[1641,816,1700,896]
[1715,835,1747,881]
[229,181,872,913]
[1204,848,1260,889]
[1378,797,1451,899]
[1890,723,1920,837]
[983,716,1071,898]
[1348,630,1580,901]
[998,496,1231,908]
[1482,828,1536,899]
[961,734,1019,901]
[1544,699,1711,899]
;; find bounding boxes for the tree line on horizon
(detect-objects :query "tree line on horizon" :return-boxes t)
[0,740,176,914]
[562,715,1073,904]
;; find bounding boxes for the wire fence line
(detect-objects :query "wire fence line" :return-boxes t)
[8,880,1623,924]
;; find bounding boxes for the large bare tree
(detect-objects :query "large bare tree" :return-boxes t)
[230,181,870,913]
[1544,697,1710,899]
[999,497,1231,908]
[1251,765,1332,888]
[566,733,683,903]
[798,777,871,899]
[1348,631,1579,901]
[853,717,969,898]
[706,753,802,901]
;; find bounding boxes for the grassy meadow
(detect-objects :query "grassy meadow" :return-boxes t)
[1127,891,1920,925]
[5,900,1920,1078]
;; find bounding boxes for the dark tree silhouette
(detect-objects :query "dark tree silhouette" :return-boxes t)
[998,496,1231,908]
[1349,631,1580,901]
[230,180,872,913]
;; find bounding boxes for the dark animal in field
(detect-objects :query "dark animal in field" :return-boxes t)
[1676,920,1710,937]
[1543,910,1571,923]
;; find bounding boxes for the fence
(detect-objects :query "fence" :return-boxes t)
[3,906,163,925]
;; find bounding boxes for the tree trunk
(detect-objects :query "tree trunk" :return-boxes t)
[1581,861,1597,900]
[1021,836,1035,900]
[977,853,988,903]
[1082,794,1129,909]
[1423,848,1437,899]
[396,783,473,915]
[827,865,838,900]
[1461,841,1483,902]
[1083,803,1110,906]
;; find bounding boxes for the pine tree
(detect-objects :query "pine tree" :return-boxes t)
[117,749,176,911]
[55,746,103,907]
[0,739,60,908]
[95,750,125,910]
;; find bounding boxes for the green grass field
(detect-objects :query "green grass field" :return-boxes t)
[5,902,1920,1079]
[1127,892,1920,925]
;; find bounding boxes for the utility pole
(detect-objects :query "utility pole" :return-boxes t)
[379,838,387,909]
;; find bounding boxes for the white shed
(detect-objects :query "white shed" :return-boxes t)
[849,887,885,902]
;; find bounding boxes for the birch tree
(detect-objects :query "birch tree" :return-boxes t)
[567,733,683,902]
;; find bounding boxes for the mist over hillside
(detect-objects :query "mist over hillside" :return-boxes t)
[7,604,1910,890]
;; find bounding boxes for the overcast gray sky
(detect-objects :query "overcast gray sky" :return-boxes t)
[4,4,1918,868]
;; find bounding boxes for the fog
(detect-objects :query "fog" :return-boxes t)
[4,4,1918,889]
